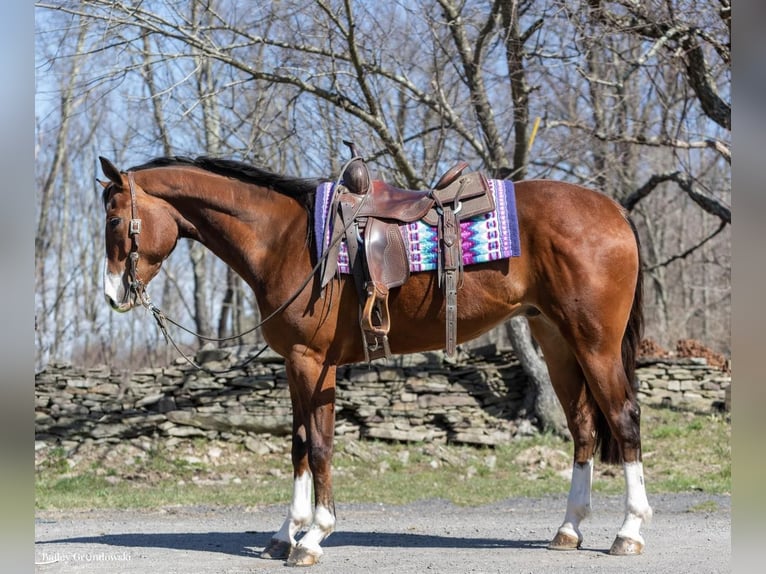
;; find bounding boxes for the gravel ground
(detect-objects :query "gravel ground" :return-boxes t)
[35,493,729,574]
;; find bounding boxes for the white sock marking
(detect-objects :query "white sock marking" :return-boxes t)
[557,459,593,541]
[273,472,313,546]
[297,504,335,556]
[617,461,653,542]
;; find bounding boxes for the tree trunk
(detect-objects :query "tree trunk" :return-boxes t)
[506,317,568,436]
[498,3,568,437]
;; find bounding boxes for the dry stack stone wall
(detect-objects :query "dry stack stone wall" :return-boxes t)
[35,346,730,449]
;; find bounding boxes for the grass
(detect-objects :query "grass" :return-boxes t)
[641,406,730,493]
[35,404,730,511]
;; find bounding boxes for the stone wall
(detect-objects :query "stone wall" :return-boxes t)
[34,346,730,449]
[635,356,730,412]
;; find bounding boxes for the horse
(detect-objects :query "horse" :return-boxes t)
[99,154,652,566]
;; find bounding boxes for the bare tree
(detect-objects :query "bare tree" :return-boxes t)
[35,0,730,413]
[564,0,731,352]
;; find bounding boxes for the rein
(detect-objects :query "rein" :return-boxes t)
[121,159,368,375]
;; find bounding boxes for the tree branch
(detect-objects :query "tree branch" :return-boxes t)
[622,171,730,224]
[586,0,730,131]
[437,0,507,167]
[675,173,731,224]
[548,120,730,164]
[644,220,727,271]
[621,171,682,212]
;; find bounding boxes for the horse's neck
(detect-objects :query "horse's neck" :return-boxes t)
[164,171,310,290]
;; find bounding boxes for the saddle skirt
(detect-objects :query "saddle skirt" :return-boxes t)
[314,178,521,274]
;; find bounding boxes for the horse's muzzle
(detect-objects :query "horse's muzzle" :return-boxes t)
[103,261,134,312]
[106,293,134,313]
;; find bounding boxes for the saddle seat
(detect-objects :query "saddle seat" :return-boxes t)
[322,149,494,361]
[342,167,491,226]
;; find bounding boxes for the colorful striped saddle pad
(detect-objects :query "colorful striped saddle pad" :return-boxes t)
[314,178,521,274]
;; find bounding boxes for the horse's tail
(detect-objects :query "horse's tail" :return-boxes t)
[596,216,644,464]
[621,217,644,397]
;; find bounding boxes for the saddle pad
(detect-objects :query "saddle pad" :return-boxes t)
[314,179,520,275]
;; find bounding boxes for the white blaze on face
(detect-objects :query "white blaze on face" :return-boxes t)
[103,258,128,311]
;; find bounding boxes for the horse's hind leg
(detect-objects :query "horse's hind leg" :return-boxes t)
[529,319,599,551]
[531,316,652,554]
[576,346,653,555]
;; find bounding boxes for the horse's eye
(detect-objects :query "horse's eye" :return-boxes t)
[109,217,122,229]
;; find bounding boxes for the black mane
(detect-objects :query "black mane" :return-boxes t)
[128,155,329,214]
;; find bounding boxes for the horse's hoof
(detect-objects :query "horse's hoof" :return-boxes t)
[286,545,322,567]
[548,531,581,550]
[609,535,644,555]
[260,538,293,560]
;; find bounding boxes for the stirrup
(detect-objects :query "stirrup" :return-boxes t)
[361,282,391,336]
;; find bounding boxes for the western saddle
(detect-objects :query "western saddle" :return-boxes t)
[320,142,495,361]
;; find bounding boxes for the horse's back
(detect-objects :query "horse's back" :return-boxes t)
[514,179,630,229]
[514,179,636,260]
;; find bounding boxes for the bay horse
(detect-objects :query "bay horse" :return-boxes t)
[99,154,652,566]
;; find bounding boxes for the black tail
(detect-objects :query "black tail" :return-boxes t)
[621,217,644,395]
[596,217,644,464]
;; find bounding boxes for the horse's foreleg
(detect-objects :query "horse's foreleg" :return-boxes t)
[261,396,313,560]
[261,472,313,559]
[287,402,336,566]
[282,359,337,567]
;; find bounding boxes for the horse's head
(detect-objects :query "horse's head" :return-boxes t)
[99,157,179,312]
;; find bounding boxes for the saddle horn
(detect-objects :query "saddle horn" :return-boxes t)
[341,140,371,195]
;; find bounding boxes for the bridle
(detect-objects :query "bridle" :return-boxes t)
[125,172,149,307]
[114,160,367,374]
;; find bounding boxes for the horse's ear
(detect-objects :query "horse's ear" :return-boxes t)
[99,156,123,185]
[97,179,109,189]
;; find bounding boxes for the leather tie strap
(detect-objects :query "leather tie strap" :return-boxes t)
[437,200,462,357]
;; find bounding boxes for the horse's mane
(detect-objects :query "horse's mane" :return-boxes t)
[128,155,329,214]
